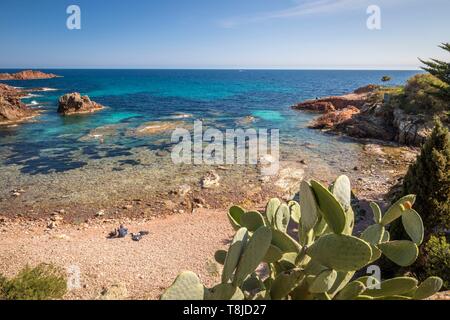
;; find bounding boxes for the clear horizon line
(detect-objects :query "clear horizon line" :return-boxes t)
[0,67,422,71]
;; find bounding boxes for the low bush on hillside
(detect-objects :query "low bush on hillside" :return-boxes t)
[0,264,67,300]
[422,236,450,290]
[395,74,449,115]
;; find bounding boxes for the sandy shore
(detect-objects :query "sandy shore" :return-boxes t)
[0,208,233,300]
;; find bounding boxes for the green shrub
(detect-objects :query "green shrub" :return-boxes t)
[422,236,450,290]
[420,42,450,101]
[399,119,450,233]
[0,264,67,300]
[398,74,449,114]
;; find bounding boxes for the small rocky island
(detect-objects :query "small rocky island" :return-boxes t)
[58,92,105,115]
[0,84,38,125]
[0,70,60,81]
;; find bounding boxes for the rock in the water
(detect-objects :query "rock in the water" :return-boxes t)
[58,93,105,115]
[0,70,59,81]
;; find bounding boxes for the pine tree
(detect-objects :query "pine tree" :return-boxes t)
[401,118,450,233]
[419,43,450,100]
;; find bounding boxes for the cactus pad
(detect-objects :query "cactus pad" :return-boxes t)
[331,175,352,211]
[228,206,245,230]
[335,281,366,300]
[306,234,372,271]
[363,277,418,298]
[274,204,290,232]
[206,284,244,300]
[288,201,301,224]
[310,180,346,234]
[378,240,419,267]
[360,224,385,245]
[380,195,416,226]
[270,269,305,300]
[309,269,338,293]
[265,198,281,225]
[161,271,204,300]
[233,226,272,286]
[299,181,319,231]
[222,228,248,283]
[401,209,424,245]
[240,211,266,232]
[370,202,382,224]
[413,277,443,300]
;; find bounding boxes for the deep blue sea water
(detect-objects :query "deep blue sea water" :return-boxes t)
[0,69,419,175]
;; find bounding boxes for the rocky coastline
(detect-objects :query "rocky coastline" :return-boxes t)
[0,84,39,125]
[292,85,436,146]
[0,70,60,81]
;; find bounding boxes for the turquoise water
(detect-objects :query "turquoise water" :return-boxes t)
[0,69,419,175]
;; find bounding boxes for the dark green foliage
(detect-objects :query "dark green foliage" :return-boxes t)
[419,43,450,100]
[395,74,449,114]
[422,236,450,290]
[400,119,450,233]
[381,76,392,83]
[0,264,67,300]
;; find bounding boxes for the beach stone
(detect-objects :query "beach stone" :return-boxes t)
[200,170,221,189]
[99,283,128,300]
[177,184,192,197]
[96,210,106,217]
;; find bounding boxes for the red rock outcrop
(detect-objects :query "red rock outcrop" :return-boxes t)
[292,93,368,113]
[0,84,37,124]
[0,70,60,80]
[309,106,360,129]
[58,93,105,115]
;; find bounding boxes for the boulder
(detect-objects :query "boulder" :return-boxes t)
[58,93,104,115]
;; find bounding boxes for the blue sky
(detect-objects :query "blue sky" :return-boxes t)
[0,0,449,69]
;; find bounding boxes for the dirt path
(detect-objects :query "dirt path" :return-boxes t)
[0,209,233,300]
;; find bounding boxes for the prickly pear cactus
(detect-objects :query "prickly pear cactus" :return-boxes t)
[162,175,443,300]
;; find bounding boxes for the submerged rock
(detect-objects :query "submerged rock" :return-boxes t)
[130,121,187,136]
[58,93,105,115]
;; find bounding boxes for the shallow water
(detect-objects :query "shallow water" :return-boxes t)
[0,69,418,214]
